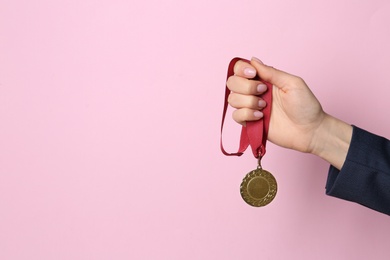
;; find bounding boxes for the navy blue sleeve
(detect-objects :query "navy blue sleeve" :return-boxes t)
[326,126,390,215]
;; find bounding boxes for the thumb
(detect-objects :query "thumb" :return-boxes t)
[250,57,292,89]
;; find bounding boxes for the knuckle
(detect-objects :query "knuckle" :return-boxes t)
[232,109,241,122]
[294,76,305,85]
[227,76,239,91]
[226,76,234,89]
[227,93,234,104]
[233,60,245,74]
[269,68,278,83]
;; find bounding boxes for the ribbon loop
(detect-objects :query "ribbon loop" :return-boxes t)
[220,57,273,159]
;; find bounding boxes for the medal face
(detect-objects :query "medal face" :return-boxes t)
[240,168,277,207]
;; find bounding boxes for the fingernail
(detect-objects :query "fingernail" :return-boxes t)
[254,111,263,118]
[251,57,264,64]
[257,84,267,93]
[258,100,266,108]
[244,68,256,77]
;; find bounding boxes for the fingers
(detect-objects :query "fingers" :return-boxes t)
[232,108,263,125]
[228,92,266,110]
[250,57,294,89]
[227,58,268,126]
[227,75,268,95]
[233,60,258,79]
[233,57,296,89]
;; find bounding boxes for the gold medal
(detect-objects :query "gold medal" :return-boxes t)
[240,164,277,207]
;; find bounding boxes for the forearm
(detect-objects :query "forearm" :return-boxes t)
[311,114,353,170]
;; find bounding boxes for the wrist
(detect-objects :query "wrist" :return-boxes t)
[310,114,353,170]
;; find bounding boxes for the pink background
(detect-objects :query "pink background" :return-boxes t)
[1,0,390,259]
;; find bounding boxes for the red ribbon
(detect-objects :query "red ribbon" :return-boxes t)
[220,57,273,159]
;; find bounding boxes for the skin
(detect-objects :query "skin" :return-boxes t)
[226,57,353,170]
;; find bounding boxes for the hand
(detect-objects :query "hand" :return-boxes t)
[226,57,352,169]
[227,57,324,153]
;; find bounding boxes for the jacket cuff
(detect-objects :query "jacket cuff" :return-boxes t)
[326,125,390,215]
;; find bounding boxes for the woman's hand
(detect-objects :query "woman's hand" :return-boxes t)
[226,57,352,169]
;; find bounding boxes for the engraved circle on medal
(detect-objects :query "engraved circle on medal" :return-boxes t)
[240,168,277,207]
